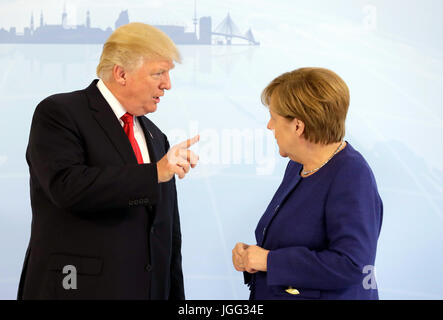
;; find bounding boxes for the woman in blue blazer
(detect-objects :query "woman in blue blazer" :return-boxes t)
[232,67,383,300]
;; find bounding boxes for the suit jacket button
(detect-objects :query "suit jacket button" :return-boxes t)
[145,264,152,271]
[285,286,300,295]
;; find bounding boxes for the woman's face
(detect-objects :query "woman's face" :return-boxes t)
[267,108,298,159]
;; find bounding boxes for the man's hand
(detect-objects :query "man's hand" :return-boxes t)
[234,244,269,274]
[157,135,200,183]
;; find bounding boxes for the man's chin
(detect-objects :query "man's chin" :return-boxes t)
[142,104,158,115]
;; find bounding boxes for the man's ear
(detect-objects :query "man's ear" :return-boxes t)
[291,118,305,137]
[112,65,127,86]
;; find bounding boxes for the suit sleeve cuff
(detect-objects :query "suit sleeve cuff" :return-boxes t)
[266,249,288,287]
[128,163,159,207]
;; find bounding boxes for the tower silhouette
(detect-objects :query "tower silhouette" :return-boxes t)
[40,11,44,27]
[30,13,34,32]
[86,10,91,28]
[115,10,129,29]
[193,0,198,35]
[62,4,67,28]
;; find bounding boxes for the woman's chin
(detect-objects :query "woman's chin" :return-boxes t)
[278,149,288,158]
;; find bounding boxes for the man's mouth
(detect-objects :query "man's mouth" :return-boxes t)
[153,96,160,103]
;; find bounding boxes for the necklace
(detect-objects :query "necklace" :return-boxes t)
[301,141,345,177]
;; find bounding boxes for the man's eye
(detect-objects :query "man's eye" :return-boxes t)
[152,72,163,78]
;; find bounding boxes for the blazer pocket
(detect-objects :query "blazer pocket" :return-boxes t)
[48,253,103,275]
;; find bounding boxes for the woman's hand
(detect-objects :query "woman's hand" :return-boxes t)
[232,242,249,272]
[232,243,269,273]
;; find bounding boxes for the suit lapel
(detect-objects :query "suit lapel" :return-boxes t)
[85,80,138,165]
[258,162,302,247]
[274,173,302,211]
[138,116,161,163]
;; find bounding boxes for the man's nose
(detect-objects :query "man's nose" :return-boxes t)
[161,72,171,90]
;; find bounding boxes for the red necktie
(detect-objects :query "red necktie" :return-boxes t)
[121,112,144,164]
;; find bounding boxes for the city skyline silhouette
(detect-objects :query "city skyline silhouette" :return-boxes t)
[0,6,259,45]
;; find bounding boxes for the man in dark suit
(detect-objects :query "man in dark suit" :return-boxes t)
[17,22,199,299]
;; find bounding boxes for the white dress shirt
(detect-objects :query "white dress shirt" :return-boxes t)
[96,79,151,163]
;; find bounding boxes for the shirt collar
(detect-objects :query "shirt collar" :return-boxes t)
[96,79,134,124]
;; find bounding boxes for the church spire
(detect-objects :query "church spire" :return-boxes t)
[86,10,91,28]
[30,12,34,32]
[62,3,68,28]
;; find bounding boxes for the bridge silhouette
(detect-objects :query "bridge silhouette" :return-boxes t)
[213,13,259,45]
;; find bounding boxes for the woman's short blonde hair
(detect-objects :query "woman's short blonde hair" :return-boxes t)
[96,22,182,81]
[261,67,350,145]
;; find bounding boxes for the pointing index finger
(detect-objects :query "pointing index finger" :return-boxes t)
[178,134,200,149]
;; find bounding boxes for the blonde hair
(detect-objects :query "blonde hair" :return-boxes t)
[261,67,350,144]
[96,22,181,81]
